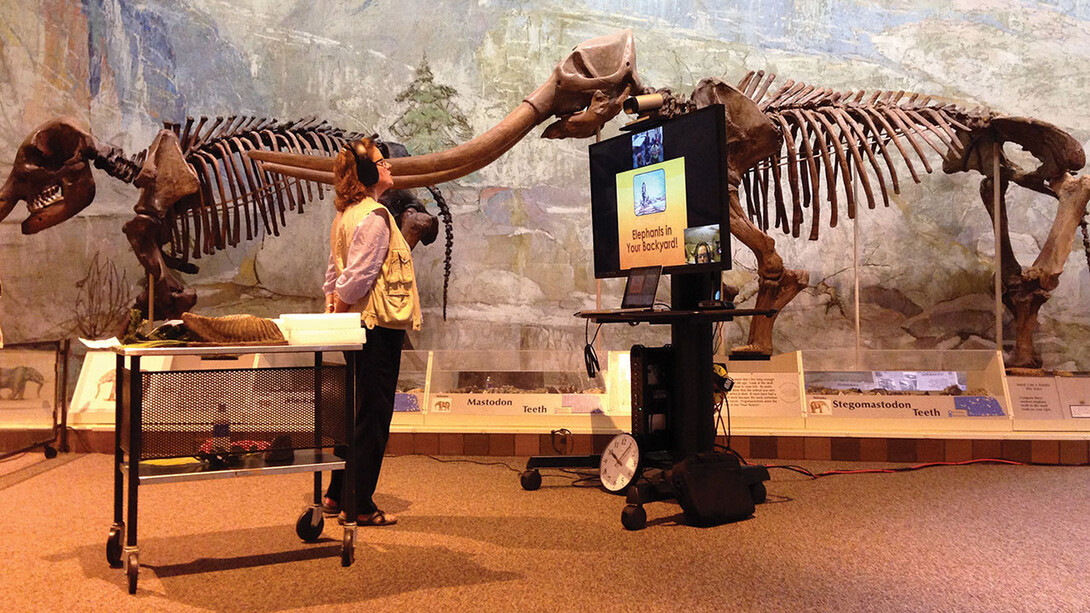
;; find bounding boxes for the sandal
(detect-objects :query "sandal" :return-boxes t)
[337,509,398,526]
[359,510,398,526]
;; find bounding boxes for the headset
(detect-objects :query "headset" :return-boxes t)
[345,139,380,187]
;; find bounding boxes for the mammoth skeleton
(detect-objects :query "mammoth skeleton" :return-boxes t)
[0,115,445,322]
[258,31,1088,369]
[2,28,1086,369]
[655,73,1090,369]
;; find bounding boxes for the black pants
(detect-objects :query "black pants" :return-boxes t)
[326,325,405,514]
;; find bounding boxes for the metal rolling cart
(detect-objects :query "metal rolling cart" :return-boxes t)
[521,271,777,530]
[106,342,363,594]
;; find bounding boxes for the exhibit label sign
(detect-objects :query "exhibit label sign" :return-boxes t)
[1007,377,1064,420]
[428,393,605,415]
[727,372,803,417]
[394,392,423,412]
[806,394,1006,419]
[1056,376,1090,419]
[1008,376,1090,420]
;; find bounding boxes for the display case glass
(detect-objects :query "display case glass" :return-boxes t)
[801,349,1010,432]
[421,349,619,432]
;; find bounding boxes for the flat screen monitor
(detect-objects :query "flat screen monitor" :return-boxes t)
[588,104,730,279]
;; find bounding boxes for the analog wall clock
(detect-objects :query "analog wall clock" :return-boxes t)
[599,432,641,493]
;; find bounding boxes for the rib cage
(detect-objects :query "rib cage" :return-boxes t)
[735,71,992,241]
[163,116,362,263]
[141,116,455,319]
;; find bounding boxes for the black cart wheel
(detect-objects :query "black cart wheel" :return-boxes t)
[621,504,647,531]
[44,446,58,459]
[296,507,324,542]
[341,529,355,567]
[126,552,139,594]
[341,546,353,566]
[750,482,767,505]
[519,469,542,491]
[106,525,123,568]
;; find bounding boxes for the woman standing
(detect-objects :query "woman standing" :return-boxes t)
[322,137,421,526]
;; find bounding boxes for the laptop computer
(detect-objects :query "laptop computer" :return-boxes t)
[579,265,662,316]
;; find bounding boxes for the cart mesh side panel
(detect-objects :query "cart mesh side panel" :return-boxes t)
[125,366,348,460]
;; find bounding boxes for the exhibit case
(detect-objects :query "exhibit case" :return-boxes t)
[800,349,1011,434]
[720,349,1016,436]
[419,349,624,433]
[71,345,1087,440]
[392,350,429,428]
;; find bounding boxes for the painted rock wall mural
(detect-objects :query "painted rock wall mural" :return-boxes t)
[1,0,1088,370]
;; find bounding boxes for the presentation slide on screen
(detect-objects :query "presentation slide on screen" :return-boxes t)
[616,157,688,270]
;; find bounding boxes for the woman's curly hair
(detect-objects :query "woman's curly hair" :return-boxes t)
[333,137,379,212]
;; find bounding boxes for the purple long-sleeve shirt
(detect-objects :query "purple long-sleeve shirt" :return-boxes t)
[323,211,390,306]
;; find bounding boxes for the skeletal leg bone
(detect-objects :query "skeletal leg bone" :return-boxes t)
[984,172,1090,368]
[123,215,197,320]
[726,185,810,354]
[1034,173,1090,282]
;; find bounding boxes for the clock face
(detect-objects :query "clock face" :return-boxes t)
[599,433,641,492]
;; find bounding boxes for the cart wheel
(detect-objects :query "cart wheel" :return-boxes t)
[126,551,139,594]
[341,528,355,567]
[296,507,324,542]
[621,504,647,531]
[106,525,123,568]
[44,446,58,459]
[750,482,767,505]
[519,469,541,491]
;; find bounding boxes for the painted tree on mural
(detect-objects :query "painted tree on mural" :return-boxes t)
[390,55,473,155]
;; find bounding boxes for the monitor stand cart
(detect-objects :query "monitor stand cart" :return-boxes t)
[519,271,774,529]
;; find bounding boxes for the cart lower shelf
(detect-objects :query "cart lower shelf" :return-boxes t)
[122,449,345,485]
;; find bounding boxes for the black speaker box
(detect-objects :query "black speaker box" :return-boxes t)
[669,452,755,527]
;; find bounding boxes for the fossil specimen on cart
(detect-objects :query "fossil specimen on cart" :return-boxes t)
[647,71,1090,369]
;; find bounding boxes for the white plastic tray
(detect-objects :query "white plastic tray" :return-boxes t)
[279,313,362,331]
[287,328,367,346]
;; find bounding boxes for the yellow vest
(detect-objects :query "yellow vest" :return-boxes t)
[329,197,422,331]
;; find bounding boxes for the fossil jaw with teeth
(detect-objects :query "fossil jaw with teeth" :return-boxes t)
[28,184,63,212]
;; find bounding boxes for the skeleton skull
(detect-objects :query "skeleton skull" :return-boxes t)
[0,118,97,234]
[525,29,643,138]
[382,188,440,248]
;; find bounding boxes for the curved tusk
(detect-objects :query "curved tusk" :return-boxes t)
[392,118,539,188]
[258,162,334,185]
[252,103,541,178]
[390,103,541,175]
[256,106,539,190]
[248,150,333,172]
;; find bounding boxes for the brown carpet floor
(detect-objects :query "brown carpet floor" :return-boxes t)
[0,452,1087,612]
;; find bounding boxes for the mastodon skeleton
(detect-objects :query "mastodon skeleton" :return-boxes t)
[1,114,452,322]
[3,31,642,331]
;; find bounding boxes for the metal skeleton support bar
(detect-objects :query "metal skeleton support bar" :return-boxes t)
[993,142,1003,353]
